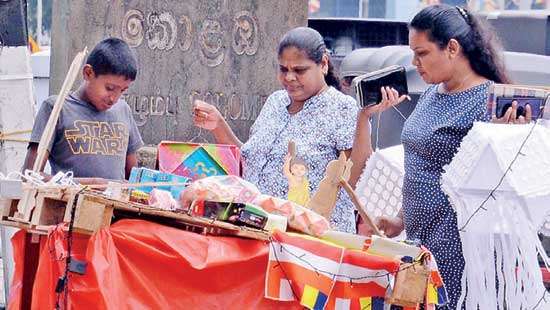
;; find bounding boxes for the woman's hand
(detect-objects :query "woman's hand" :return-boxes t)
[193,100,224,130]
[492,101,532,124]
[359,86,410,119]
[357,215,404,238]
[192,99,243,147]
[349,87,408,188]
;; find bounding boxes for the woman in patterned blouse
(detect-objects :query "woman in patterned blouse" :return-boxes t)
[192,27,361,232]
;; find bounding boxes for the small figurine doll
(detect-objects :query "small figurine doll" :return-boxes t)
[283,141,310,206]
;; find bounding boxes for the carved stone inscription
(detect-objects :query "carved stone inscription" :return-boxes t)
[50,0,308,144]
[124,90,264,126]
[121,9,260,66]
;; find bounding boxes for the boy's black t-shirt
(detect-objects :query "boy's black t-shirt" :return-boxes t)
[30,94,144,180]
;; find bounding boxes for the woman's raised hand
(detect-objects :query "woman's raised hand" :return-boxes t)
[360,86,410,118]
[193,100,224,130]
[492,101,532,124]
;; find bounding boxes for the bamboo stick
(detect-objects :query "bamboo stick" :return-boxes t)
[33,48,88,171]
[16,48,88,221]
[23,181,192,191]
[340,178,384,237]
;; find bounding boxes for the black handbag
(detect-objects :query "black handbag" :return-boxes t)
[352,65,409,108]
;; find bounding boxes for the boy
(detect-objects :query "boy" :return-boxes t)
[23,38,143,182]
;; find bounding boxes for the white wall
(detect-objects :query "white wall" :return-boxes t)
[0,47,36,175]
[31,49,51,111]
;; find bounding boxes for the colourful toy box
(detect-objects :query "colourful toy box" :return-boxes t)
[129,167,190,200]
[157,142,241,181]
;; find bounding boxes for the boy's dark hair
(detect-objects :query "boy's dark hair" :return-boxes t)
[86,37,138,80]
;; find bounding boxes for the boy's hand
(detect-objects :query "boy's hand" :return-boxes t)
[193,100,223,131]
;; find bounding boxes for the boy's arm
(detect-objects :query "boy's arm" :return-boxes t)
[25,96,58,175]
[22,143,52,181]
[123,103,143,180]
[22,143,39,172]
[22,143,49,172]
[125,153,138,180]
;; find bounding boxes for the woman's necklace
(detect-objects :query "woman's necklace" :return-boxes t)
[287,103,303,115]
[287,85,329,115]
[441,72,475,94]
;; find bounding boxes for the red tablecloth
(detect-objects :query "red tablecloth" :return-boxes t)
[9,219,301,309]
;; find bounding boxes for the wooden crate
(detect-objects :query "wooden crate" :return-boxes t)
[63,194,113,235]
[30,190,69,226]
[1,198,19,220]
[1,187,269,240]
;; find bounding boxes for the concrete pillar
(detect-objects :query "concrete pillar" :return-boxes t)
[0,45,35,308]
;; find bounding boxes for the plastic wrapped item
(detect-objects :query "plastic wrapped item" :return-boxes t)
[252,194,330,237]
[180,176,330,236]
[148,189,179,211]
[128,167,189,199]
[181,175,260,205]
[103,182,130,201]
[193,201,287,232]
[129,190,149,204]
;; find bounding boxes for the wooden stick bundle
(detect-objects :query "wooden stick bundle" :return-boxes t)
[15,48,88,221]
[33,48,88,171]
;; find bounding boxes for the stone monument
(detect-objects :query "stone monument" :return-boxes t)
[50,0,308,145]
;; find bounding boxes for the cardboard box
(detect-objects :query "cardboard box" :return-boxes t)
[128,167,189,199]
[158,142,241,181]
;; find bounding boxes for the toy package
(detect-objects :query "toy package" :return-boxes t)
[157,142,241,181]
[128,167,190,200]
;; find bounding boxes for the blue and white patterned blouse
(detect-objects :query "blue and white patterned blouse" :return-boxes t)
[241,87,359,232]
[401,81,491,308]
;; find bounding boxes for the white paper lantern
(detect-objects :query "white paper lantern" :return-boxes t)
[356,145,405,238]
[442,120,550,309]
